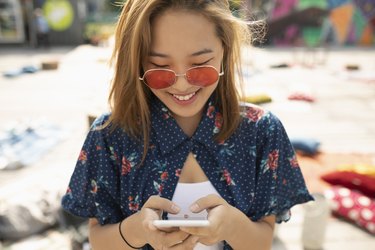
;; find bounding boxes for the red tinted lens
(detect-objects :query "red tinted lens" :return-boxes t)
[186,67,219,86]
[144,70,176,89]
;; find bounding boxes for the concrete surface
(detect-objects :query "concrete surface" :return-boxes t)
[0,44,374,249]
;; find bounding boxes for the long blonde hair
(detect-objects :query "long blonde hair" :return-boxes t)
[109,0,251,162]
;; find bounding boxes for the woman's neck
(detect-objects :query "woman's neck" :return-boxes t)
[174,110,203,137]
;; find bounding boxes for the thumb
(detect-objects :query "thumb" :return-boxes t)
[190,194,225,213]
[143,195,181,214]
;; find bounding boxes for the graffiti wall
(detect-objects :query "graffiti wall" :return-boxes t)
[250,0,375,46]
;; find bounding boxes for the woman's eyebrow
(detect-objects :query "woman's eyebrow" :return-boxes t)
[149,51,169,58]
[190,48,213,57]
[149,48,213,58]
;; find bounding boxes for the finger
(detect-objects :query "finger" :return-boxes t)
[144,195,181,214]
[197,236,217,246]
[158,226,179,233]
[170,235,200,249]
[190,194,225,213]
[141,207,164,231]
[160,230,190,248]
[179,226,207,237]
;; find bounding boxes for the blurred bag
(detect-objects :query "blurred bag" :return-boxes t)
[0,190,61,241]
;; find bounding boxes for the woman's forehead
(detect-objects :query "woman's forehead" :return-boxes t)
[149,9,222,58]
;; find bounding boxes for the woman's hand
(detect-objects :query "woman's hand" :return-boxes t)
[138,195,199,249]
[179,194,239,246]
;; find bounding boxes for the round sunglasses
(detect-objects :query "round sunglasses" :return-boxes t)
[139,65,224,89]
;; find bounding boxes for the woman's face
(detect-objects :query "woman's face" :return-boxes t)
[144,9,223,125]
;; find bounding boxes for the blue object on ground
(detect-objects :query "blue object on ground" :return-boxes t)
[2,65,39,78]
[22,65,39,73]
[290,137,321,155]
[0,121,66,170]
[3,69,23,78]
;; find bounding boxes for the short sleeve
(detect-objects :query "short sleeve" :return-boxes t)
[248,112,313,223]
[61,114,123,225]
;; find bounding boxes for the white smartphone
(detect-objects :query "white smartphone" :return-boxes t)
[153,219,210,228]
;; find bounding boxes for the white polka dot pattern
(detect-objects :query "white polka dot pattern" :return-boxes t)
[61,96,314,248]
[325,186,375,235]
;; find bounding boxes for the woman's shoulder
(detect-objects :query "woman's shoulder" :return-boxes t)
[89,112,111,131]
[239,102,270,123]
[88,113,130,141]
[238,102,283,131]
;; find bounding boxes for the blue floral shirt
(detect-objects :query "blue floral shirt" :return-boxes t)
[61,96,313,249]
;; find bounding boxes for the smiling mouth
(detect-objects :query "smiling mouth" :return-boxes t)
[172,90,199,101]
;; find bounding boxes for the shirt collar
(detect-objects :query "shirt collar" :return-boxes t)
[150,95,221,156]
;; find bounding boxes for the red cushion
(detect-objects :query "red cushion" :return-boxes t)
[325,186,375,235]
[321,171,375,198]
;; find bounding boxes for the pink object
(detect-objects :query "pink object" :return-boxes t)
[288,92,316,102]
[324,186,375,235]
[321,171,375,198]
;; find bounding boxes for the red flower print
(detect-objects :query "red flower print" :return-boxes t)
[121,156,132,176]
[223,170,231,185]
[207,105,215,118]
[128,196,140,211]
[289,155,299,168]
[65,187,73,198]
[96,145,102,151]
[221,169,236,186]
[218,140,225,145]
[129,203,139,211]
[175,169,181,177]
[78,150,87,162]
[161,107,171,120]
[213,112,223,134]
[160,171,168,180]
[215,113,223,128]
[91,180,98,194]
[268,150,279,171]
[246,107,264,122]
[153,181,164,195]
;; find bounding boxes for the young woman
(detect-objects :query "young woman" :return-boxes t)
[62,1,313,249]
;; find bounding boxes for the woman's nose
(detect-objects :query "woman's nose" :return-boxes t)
[172,72,190,90]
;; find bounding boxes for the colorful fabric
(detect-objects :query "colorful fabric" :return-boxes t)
[325,186,375,235]
[61,95,313,249]
[321,171,375,198]
[337,164,375,177]
[290,137,321,155]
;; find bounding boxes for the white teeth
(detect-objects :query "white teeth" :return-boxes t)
[173,92,196,101]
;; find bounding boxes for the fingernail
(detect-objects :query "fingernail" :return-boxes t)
[171,204,180,212]
[190,203,199,212]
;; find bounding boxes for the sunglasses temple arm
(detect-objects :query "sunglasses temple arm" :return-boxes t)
[219,63,224,76]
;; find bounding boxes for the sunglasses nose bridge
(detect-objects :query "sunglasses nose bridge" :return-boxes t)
[173,72,189,84]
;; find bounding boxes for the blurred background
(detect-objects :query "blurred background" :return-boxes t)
[0,0,374,249]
